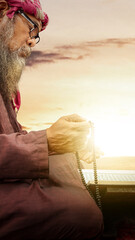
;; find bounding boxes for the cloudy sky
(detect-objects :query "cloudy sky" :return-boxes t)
[18,0,135,156]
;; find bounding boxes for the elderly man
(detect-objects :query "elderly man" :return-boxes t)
[0,0,103,239]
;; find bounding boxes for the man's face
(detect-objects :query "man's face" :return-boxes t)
[0,11,42,101]
[9,12,42,54]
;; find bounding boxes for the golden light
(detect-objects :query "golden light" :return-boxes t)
[20,110,135,157]
[87,118,135,157]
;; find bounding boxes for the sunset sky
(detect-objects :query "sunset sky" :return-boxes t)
[18,0,135,156]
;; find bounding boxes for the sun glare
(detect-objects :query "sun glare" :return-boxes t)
[20,112,135,157]
[87,118,135,157]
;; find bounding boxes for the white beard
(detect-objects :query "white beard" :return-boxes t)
[0,15,31,101]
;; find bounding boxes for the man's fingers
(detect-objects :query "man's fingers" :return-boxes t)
[47,114,93,154]
[78,143,104,163]
[59,114,91,133]
[63,114,87,122]
[70,122,91,133]
[78,150,94,163]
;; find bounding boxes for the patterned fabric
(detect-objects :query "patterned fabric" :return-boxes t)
[6,0,48,31]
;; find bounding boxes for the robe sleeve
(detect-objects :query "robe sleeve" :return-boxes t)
[0,130,49,179]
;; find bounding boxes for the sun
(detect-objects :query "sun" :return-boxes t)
[86,116,135,157]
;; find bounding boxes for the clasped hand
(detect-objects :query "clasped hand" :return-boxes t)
[46,114,103,163]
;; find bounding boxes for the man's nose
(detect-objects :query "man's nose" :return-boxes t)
[26,38,36,47]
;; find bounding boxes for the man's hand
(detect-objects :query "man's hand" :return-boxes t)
[46,114,91,154]
[78,143,104,164]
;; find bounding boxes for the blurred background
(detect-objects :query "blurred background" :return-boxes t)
[18,0,135,157]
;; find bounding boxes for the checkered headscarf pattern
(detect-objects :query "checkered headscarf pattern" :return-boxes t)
[6,0,48,31]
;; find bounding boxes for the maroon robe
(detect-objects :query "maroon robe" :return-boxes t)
[0,94,103,240]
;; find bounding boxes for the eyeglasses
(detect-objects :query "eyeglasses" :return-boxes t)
[17,10,40,44]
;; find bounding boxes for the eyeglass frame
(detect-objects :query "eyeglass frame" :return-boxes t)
[17,10,40,44]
